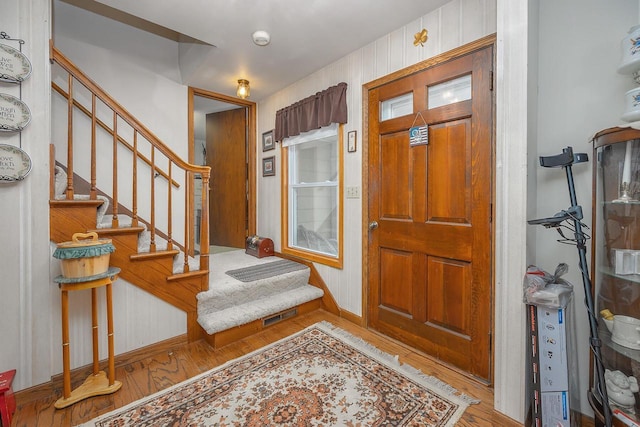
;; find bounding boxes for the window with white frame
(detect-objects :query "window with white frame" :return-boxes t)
[282,123,343,267]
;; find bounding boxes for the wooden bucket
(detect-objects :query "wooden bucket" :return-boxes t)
[53,232,115,278]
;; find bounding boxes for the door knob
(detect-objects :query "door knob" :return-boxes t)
[369,221,379,230]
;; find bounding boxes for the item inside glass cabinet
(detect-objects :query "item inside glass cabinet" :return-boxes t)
[592,128,640,426]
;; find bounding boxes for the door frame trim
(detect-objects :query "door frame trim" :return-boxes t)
[188,87,257,245]
[361,33,496,373]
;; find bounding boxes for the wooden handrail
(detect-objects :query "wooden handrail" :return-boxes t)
[52,45,210,177]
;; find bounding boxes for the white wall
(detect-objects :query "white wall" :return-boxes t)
[257,0,497,318]
[0,0,53,391]
[52,1,186,154]
[534,0,638,417]
[494,0,529,420]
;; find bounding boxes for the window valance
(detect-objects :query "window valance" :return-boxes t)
[275,82,347,142]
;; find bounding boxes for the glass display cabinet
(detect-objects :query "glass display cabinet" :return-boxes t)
[591,126,640,426]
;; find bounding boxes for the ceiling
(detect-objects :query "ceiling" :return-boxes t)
[63,0,451,101]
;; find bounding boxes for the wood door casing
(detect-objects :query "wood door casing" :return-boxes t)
[207,108,247,248]
[367,43,494,381]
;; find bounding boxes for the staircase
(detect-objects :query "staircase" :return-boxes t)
[49,45,335,346]
[50,44,209,342]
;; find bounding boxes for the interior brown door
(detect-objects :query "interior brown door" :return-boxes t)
[207,107,247,248]
[367,44,493,381]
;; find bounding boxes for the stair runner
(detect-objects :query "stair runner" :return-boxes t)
[197,249,323,334]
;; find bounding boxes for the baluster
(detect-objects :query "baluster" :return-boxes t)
[150,146,156,252]
[131,131,138,227]
[166,162,173,251]
[65,74,74,200]
[111,112,119,228]
[90,94,97,199]
[199,173,210,271]
[183,170,190,273]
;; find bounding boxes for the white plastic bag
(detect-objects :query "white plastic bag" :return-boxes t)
[523,263,573,308]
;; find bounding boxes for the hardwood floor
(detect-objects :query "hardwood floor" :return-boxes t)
[12,309,524,426]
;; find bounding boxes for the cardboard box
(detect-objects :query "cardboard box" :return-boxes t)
[528,305,578,426]
[537,307,569,392]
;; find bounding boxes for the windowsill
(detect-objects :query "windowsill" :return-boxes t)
[282,246,343,269]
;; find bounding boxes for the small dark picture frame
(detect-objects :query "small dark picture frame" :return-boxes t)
[262,156,276,177]
[347,130,357,153]
[262,130,275,152]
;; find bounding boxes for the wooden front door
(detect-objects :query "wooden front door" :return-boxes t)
[367,42,494,381]
[207,107,248,248]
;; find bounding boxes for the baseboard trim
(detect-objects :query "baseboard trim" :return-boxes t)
[15,334,188,405]
[340,309,364,327]
[275,251,340,315]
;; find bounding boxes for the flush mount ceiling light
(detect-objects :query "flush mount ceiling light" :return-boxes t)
[252,30,270,46]
[237,79,250,99]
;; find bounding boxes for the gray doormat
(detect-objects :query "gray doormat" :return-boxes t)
[225,259,308,282]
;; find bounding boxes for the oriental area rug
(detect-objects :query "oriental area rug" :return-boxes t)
[81,322,478,426]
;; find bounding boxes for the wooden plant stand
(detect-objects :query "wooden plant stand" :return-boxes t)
[53,267,122,409]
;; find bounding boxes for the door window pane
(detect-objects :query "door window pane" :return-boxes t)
[380,93,413,121]
[428,74,472,109]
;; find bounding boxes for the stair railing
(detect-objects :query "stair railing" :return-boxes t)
[50,44,210,273]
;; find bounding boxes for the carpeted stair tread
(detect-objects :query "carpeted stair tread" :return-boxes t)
[197,285,324,334]
[197,250,311,314]
[197,265,310,314]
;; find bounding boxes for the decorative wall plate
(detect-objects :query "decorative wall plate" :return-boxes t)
[0,93,31,131]
[0,43,32,83]
[0,144,32,182]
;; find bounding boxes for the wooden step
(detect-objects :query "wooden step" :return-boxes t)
[130,250,180,262]
[204,299,322,349]
[167,270,208,282]
[50,199,104,208]
[50,199,106,243]
[89,227,146,236]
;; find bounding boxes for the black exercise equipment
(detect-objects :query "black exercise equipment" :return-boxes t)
[528,146,612,427]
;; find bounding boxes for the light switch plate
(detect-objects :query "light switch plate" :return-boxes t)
[346,186,360,198]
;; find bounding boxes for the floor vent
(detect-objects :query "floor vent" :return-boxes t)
[263,307,297,327]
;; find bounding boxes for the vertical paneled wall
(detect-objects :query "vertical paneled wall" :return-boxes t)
[257,0,497,316]
[1,0,53,393]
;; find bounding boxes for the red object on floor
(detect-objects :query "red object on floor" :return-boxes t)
[0,369,16,427]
